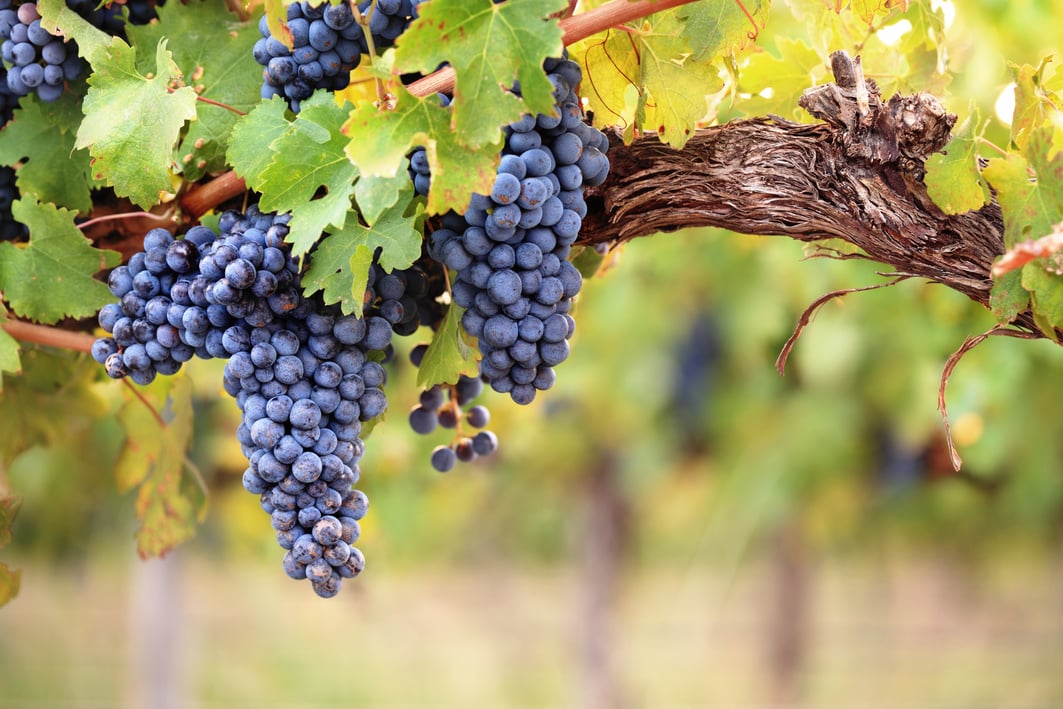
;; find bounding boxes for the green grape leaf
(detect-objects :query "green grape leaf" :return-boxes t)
[303,234,374,317]
[257,94,358,256]
[37,0,111,64]
[115,374,205,559]
[574,10,720,148]
[679,0,768,60]
[0,93,95,213]
[989,269,1029,324]
[355,173,411,226]
[75,40,198,208]
[127,0,264,181]
[396,0,565,148]
[344,88,500,214]
[302,187,424,317]
[417,304,479,388]
[227,96,292,189]
[0,199,121,324]
[924,109,990,214]
[1021,261,1063,335]
[737,38,823,120]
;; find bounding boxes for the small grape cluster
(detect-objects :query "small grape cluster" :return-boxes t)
[0,1,87,102]
[254,1,365,113]
[93,206,388,597]
[418,57,609,405]
[407,344,499,472]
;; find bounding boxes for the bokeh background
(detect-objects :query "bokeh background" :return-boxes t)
[3,1,1063,707]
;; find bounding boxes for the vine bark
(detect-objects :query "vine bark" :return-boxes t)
[580,52,1028,332]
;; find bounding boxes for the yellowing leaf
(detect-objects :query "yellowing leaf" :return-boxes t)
[575,10,719,148]
[115,374,205,558]
[0,495,20,547]
[0,563,19,607]
[1021,261,1063,335]
[0,495,22,607]
[738,39,824,119]
[679,0,768,60]
[849,0,896,24]
[983,152,1060,248]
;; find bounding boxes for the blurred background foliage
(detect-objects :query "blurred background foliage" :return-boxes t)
[2,1,1063,707]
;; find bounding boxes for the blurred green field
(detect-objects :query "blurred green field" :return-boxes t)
[2,547,1061,708]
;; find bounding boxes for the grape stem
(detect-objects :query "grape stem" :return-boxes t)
[2,319,96,354]
[196,96,247,117]
[182,0,703,220]
[77,209,175,231]
[356,0,388,105]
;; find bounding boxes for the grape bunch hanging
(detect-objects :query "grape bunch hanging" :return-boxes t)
[91,2,610,597]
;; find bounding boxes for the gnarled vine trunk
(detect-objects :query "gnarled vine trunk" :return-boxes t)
[579,52,1026,332]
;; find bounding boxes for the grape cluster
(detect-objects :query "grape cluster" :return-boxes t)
[93,206,387,597]
[406,348,499,472]
[231,300,387,599]
[356,0,424,50]
[254,1,365,113]
[0,165,25,240]
[418,57,609,404]
[0,1,87,102]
